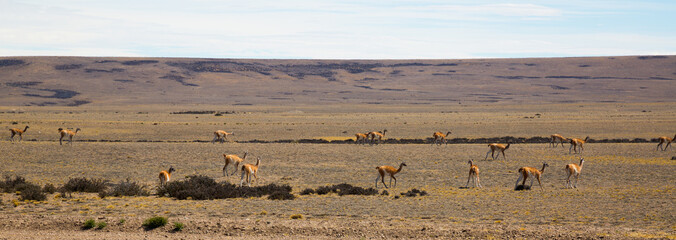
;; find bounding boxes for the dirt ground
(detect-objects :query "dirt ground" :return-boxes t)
[0,104,674,239]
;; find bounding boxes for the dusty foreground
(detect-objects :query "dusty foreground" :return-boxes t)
[0,104,675,239]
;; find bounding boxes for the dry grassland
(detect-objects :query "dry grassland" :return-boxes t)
[0,103,674,239]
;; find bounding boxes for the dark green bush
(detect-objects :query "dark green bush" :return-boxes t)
[83,219,96,229]
[142,216,168,230]
[173,222,184,231]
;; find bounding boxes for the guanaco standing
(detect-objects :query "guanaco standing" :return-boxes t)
[223,151,248,176]
[515,162,549,191]
[375,162,406,188]
[159,166,176,187]
[9,126,29,142]
[565,158,585,189]
[58,128,80,145]
[485,142,510,160]
[355,132,369,144]
[368,129,387,145]
[569,136,589,154]
[656,134,675,151]
[212,130,234,144]
[240,157,261,187]
[432,131,452,145]
[466,160,482,188]
[549,134,567,148]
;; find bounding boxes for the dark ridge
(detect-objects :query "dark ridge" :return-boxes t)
[121,60,159,65]
[84,68,125,73]
[388,63,432,67]
[167,61,265,74]
[637,56,667,60]
[578,64,591,67]
[591,76,641,80]
[95,60,118,63]
[67,100,91,106]
[380,88,407,91]
[524,63,537,66]
[549,85,569,90]
[390,70,402,75]
[432,73,452,76]
[354,85,373,89]
[649,77,672,80]
[160,74,198,87]
[233,103,253,106]
[355,77,378,82]
[23,89,80,99]
[545,76,591,79]
[34,102,57,106]
[54,64,83,70]
[0,59,25,67]
[171,111,217,114]
[436,63,458,66]
[5,81,42,87]
[495,76,541,79]
[114,79,134,83]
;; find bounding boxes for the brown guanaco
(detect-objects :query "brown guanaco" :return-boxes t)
[484,142,510,160]
[549,134,567,148]
[368,129,387,145]
[465,160,482,188]
[432,131,452,145]
[159,166,176,187]
[375,162,406,188]
[515,162,549,191]
[355,132,369,144]
[9,126,29,142]
[212,130,234,144]
[240,157,261,187]
[565,158,584,189]
[569,136,589,154]
[656,134,675,151]
[58,128,80,145]
[223,151,248,176]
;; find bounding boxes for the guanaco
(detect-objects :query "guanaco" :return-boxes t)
[656,134,675,151]
[569,136,589,154]
[549,134,567,148]
[212,130,234,144]
[368,129,387,145]
[375,162,406,188]
[159,166,176,187]
[432,131,452,145]
[58,128,80,145]
[355,132,369,144]
[240,157,261,187]
[515,162,549,191]
[9,126,29,142]
[223,151,248,176]
[565,158,585,189]
[465,160,482,188]
[484,142,510,160]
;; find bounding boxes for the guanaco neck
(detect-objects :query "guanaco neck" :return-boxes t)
[396,163,405,173]
[505,143,510,149]
[579,159,584,168]
[540,163,547,173]
[584,136,589,142]
[672,134,676,141]
[23,126,29,132]
[75,128,81,133]
[255,158,260,167]
[446,131,451,137]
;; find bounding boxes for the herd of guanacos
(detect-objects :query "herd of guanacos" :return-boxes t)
[7,126,675,191]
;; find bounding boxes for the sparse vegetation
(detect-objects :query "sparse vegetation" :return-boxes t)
[82,219,96,229]
[142,216,168,230]
[400,189,428,197]
[303,184,378,196]
[290,214,303,219]
[172,222,184,231]
[157,175,294,200]
[61,177,108,193]
[96,221,107,229]
[103,179,149,197]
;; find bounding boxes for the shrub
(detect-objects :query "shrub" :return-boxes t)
[290,214,303,219]
[173,222,184,231]
[19,183,46,201]
[43,183,57,194]
[303,184,378,196]
[105,179,149,197]
[268,191,296,200]
[300,188,315,195]
[0,175,28,193]
[157,175,294,200]
[96,221,107,229]
[61,177,108,193]
[143,216,168,230]
[514,185,531,191]
[400,188,428,197]
[118,219,126,225]
[83,219,96,229]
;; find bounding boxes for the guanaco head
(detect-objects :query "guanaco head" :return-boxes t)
[168,166,176,174]
[255,157,261,167]
[579,157,585,166]
[58,128,63,132]
[446,131,452,136]
[75,128,81,133]
[468,160,474,165]
[382,129,388,135]
[23,126,29,131]
[541,162,549,172]
[583,136,589,142]
[505,142,511,149]
[399,162,407,167]
[243,151,248,159]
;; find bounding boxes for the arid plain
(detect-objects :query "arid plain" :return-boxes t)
[0,56,675,239]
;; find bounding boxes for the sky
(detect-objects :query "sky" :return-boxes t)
[1,0,675,59]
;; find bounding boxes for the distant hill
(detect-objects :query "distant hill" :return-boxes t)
[0,56,674,106]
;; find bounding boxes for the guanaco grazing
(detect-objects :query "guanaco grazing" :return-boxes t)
[432,131,452,145]
[549,134,567,148]
[368,129,387,145]
[569,136,589,154]
[465,160,482,188]
[515,162,549,191]
[355,132,369,144]
[484,142,510,161]
[656,134,675,151]
[159,166,176,187]
[565,158,585,189]
[9,126,29,142]
[58,128,80,145]
[375,162,406,188]
[240,157,261,187]
[212,130,234,144]
[223,151,248,176]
